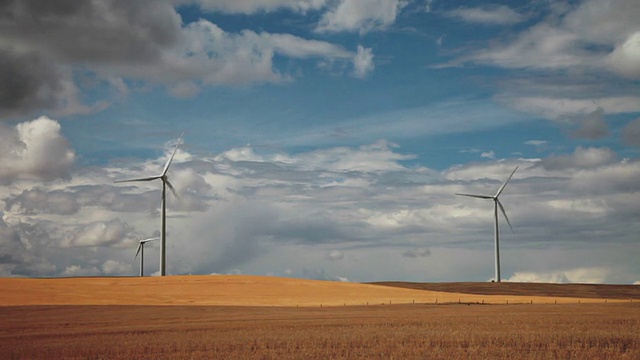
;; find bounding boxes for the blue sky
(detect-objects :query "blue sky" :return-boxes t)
[1,0,639,283]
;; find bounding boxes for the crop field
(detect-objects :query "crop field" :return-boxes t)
[1,276,639,359]
[2,303,640,359]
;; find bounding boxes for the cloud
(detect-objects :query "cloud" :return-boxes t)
[524,140,547,147]
[540,147,616,170]
[622,117,640,147]
[463,0,640,73]
[316,0,407,34]
[507,267,611,284]
[59,219,134,248]
[1,121,639,281]
[5,188,80,215]
[402,248,431,258]
[327,249,344,261]
[0,116,75,184]
[193,0,328,14]
[568,108,609,139]
[606,31,640,79]
[0,1,372,118]
[353,45,375,78]
[445,5,527,25]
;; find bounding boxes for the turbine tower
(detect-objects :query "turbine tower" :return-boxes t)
[134,236,159,277]
[456,166,518,282]
[115,134,183,276]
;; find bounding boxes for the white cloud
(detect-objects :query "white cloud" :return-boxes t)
[2,126,639,282]
[0,117,75,184]
[316,0,407,34]
[59,219,133,248]
[607,31,640,79]
[497,95,640,120]
[540,147,616,170]
[61,265,101,277]
[481,151,495,159]
[102,260,132,275]
[327,249,344,260]
[507,267,611,284]
[446,5,527,25]
[353,45,375,78]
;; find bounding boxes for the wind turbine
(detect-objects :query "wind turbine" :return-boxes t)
[115,133,183,276]
[134,236,159,277]
[456,166,518,282]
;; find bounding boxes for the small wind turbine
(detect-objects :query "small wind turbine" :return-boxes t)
[134,236,159,277]
[456,166,518,282]
[115,133,183,276]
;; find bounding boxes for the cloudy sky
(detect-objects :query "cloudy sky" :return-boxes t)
[1,0,639,283]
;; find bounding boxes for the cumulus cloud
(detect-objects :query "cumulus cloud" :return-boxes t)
[0,0,373,118]
[442,0,640,126]
[2,124,639,281]
[540,147,616,170]
[605,31,640,79]
[59,219,133,248]
[5,188,80,215]
[353,45,375,78]
[0,116,75,184]
[507,267,611,284]
[445,5,527,25]
[568,108,610,139]
[316,0,407,34]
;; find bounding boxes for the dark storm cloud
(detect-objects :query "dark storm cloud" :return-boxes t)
[0,0,181,117]
[0,51,65,117]
[0,0,181,64]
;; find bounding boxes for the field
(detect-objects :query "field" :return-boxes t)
[1,275,639,359]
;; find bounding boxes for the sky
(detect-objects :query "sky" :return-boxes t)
[1,0,639,284]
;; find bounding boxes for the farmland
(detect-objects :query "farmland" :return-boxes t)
[1,276,639,359]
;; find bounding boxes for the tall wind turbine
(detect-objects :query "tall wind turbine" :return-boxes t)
[456,166,518,282]
[115,134,183,276]
[134,236,159,277]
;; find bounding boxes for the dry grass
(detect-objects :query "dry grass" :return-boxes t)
[0,275,634,306]
[2,276,639,359]
[1,303,639,359]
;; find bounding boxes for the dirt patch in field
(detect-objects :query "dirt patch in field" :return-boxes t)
[371,281,640,300]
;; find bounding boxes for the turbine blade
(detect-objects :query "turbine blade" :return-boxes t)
[134,243,142,260]
[114,175,161,183]
[166,179,179,199]
[495,166,519,197]
[161,133,184,177]
[140,237,160,244]
[456,193,493,199]
[497,199,514,233]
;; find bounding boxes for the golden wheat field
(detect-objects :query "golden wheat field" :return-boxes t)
[1,275,639,359]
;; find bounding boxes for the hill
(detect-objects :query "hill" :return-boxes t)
[0,275,634,307]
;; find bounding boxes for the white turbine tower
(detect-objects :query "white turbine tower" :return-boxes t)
[134,236,159,277]
[115,134,183,276]
[456,166,518,282]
